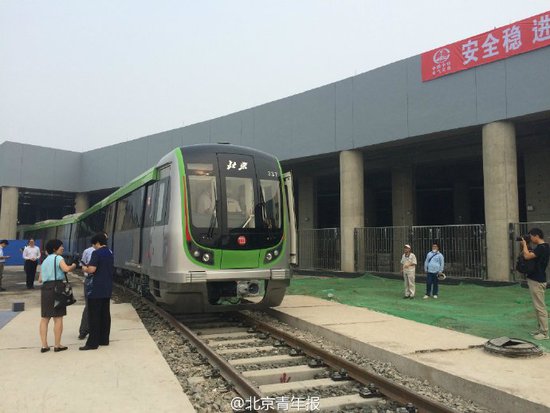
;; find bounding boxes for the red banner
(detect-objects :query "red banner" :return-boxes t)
[422,10,550,81]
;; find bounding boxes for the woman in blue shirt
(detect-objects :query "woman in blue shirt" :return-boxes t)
[38,239,76,353]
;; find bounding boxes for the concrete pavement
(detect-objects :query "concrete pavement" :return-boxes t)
[265,295,550,413]
[0,268,195,413]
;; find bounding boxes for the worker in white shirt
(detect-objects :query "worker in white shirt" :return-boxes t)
[78,242,96,339]
[23,239,41,289]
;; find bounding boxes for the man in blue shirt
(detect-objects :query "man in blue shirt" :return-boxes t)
[424,242,445,299]
[79,233,114,350]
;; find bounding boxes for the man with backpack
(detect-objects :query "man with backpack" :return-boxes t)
[521,228,550,340]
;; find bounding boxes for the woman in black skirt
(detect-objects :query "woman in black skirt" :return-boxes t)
[38,239,76,353]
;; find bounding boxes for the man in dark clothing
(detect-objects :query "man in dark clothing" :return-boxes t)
[79,233,114,350]
[521,227,550,340]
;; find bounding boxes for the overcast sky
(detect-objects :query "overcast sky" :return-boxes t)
[1,1,549,152]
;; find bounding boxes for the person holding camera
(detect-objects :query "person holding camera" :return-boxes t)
[38,239,77,352]
[520,228,550,340]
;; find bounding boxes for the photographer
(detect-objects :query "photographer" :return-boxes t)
[520,228,550,340]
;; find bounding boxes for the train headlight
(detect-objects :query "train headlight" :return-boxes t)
[248,281,260,295]
[189,242,214,265]
[273,249,279,257]
[266,252,273,261]
[237,280,260,296]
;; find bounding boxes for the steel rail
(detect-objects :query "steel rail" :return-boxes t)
[240,313,460,413]
[114,285,265,402]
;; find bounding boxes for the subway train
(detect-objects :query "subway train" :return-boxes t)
[18,144,297,313]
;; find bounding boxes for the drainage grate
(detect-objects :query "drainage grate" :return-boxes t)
[483,336,543,358]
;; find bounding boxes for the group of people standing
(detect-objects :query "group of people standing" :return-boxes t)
[38,232,114,352]
[400,242,445,299]
[400,228,549,341]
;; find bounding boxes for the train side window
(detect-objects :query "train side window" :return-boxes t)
[46,226,57,241]
[151,165,171,226]
[154,178,170,225]
[81,208,107,237]
[118,187,145,231]
[156,182,165,223]
[143,184,154,228]
[104,203,117,236]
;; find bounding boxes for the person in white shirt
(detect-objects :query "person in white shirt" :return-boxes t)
[400,244,417,299]
[0,240,11,292]
[23,239,41,289]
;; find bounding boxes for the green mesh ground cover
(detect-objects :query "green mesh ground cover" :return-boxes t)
[287,274,550,351]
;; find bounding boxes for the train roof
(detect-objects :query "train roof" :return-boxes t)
[18,215,79,231]
[180,144,279,161]
[79,165,160,220]
[19,144,280,232]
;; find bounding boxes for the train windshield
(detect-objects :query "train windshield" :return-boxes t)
[259,178,282,230]
[183,148,284,248]
[187,163,218,229]
[225,176,255,229]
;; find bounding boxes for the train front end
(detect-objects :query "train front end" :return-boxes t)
[160,144,293,313]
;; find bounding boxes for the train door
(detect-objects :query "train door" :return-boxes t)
[283,172,298,265]
[149,165,171,269]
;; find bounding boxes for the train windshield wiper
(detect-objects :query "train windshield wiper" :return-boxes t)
[241,212,254,228]
[258,187,274,238]
[206,189,218,239]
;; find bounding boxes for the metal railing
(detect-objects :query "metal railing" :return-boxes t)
[354,226,409,273]
[297,228,341,271]
[509,221,550,280]
[355,224,487,279]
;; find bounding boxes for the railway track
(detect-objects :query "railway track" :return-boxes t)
[120,285,460,413]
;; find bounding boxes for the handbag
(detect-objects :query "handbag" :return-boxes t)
[53,256,76,309]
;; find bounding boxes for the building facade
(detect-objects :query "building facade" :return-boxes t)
[1,31,550,281]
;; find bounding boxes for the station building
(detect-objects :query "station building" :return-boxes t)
[1,13,550,281]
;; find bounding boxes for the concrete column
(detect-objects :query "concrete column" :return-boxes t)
[0,187,19,238]
[453,180,471,224]
[74,193,89,213]
[298,176,315,230]
[364,186,376,227]
[483,121,519,281]
[392,167,415,271]
[340,150,364,272]
[392,167,415,227]
[524,138,550,221]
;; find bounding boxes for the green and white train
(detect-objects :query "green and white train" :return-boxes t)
[19,144,297,313]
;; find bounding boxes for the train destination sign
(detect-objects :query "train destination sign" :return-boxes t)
[421,10,550,81]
